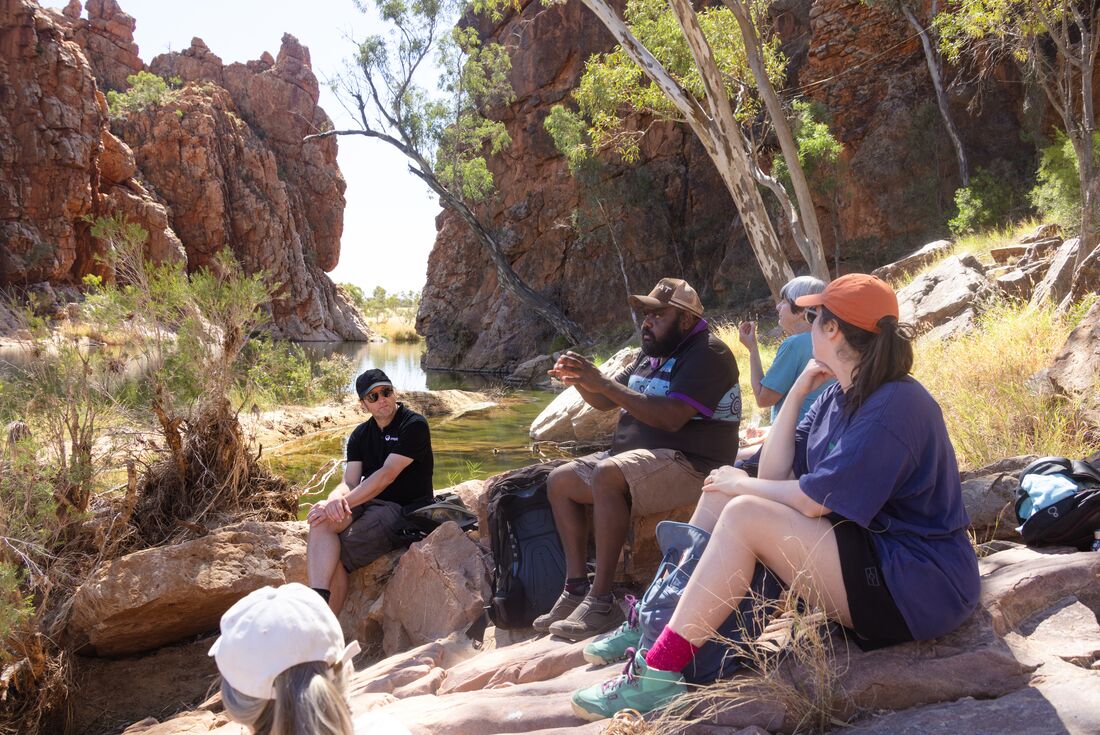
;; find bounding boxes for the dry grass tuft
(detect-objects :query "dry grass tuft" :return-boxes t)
[640,583,850,735]
[913,296,1097,470]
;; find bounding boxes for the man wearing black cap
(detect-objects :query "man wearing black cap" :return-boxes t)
[537,278,741,641]
[306,369,434,614]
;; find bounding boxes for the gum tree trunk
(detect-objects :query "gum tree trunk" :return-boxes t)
[576,0,795,298]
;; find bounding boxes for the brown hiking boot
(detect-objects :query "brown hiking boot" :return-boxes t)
[548,595,625,641]
[532,590,586,634]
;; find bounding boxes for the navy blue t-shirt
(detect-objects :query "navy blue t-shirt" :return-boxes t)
[793,379,980,640]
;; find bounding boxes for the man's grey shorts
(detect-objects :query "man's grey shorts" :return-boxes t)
[338,499,404,572]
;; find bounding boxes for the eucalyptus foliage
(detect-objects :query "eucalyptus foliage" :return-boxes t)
[344,0,513,202]
[545,0,784,167]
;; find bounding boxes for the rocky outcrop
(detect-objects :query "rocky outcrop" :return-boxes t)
[381,521,490,656]
[418,0,1032,371]
[2,1,366,340]
[1,0,105,283]
[110,77,361,340]
[60,0,141,91]
[896,253,992,337]
[66,521,308,656]
[124,544,1100,735]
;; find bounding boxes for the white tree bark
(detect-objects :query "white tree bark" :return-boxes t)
[900,3,969,187]
[576,0,795,297]
[723,0,830,280]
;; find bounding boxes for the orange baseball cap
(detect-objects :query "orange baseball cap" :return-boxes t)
[794,273,898,334]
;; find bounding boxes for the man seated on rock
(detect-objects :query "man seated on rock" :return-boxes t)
[536,278,741,641]
[306,369,434,615]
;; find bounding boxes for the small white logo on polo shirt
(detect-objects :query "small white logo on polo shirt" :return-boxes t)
[384,434,398,442]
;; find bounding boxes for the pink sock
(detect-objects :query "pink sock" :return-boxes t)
[644,626,698,673]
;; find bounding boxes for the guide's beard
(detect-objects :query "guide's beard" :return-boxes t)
[640,323,685,357]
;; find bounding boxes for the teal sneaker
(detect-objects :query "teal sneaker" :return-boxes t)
[571,649,686,721]
[583,595,642,666]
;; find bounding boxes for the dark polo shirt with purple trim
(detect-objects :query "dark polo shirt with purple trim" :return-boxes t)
[610,321,741,472]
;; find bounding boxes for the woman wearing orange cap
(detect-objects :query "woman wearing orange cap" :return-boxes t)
[571,274,981,721]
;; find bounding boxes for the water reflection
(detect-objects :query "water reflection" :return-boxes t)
[299,341,507,392]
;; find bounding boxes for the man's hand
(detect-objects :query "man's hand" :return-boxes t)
[547,351,606,392]
[306,497,351,526]
[702,464,748,496]
[738,321,757,349]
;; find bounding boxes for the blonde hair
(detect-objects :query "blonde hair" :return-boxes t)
[221,660,353,735]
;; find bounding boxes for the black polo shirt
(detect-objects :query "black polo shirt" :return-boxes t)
[345,403,434,506]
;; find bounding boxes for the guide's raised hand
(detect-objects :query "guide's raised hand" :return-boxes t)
[547,351,604,391]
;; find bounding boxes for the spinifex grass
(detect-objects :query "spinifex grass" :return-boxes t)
[913,296,1096,471]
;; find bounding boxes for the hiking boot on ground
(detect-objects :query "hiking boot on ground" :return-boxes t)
[532,590,585,634]
[571,648,686,721]
[583,595,642,665]
[548,594,624,641]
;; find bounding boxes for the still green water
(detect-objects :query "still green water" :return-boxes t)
[263,342,556,511]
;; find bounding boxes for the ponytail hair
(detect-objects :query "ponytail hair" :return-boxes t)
[221,660,353,735]
[820,306,915,414]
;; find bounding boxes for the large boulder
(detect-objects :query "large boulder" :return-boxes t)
[897,254,991,334]
[529,347,637,444]
[66,521,307,656]
[381,522,491,655]
[872,239,954,282]
[960,455,1037,542]
[1031,238,1080,306]
[337,549,403,654]
[1047,299,1100,397]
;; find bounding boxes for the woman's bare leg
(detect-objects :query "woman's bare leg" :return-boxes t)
[688,488,735,533]
[668,495,852,646]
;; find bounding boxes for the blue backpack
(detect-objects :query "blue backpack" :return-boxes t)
[1014,455,1100,550]
[637,521,783,684]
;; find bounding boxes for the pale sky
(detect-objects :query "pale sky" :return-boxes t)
[44,0,442,295]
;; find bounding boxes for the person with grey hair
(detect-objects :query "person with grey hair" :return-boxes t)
[210,583,360,735]
[736,275,832,466]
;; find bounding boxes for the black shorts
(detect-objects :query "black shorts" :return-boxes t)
[828,513,914,651]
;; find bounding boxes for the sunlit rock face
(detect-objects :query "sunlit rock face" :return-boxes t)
[418,0,1031,370]
[1,0,367,340]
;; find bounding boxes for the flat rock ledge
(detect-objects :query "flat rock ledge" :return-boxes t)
[124,545,1100,735]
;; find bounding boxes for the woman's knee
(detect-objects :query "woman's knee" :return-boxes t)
[714,495,785,535]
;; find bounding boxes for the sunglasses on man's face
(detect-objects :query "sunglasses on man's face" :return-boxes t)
[804,308,819,325]
[365,386,394,403]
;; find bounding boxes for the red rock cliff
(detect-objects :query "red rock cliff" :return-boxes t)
[0,0,367,341]
[417,0,1030,370]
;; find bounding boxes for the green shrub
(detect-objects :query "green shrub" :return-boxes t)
[242,340,352,406]
[1028,130,1098,231]
[948,164,1015,237]
[105,71,180,119]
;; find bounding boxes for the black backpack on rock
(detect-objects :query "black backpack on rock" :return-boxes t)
[485,460,568,629]
[1014,454,1100,550]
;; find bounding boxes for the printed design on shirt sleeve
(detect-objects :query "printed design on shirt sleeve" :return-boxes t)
[710,384,742,424]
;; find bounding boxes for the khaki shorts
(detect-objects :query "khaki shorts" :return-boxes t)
[570,448,706,517]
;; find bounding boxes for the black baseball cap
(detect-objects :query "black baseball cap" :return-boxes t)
[355,369,393,400]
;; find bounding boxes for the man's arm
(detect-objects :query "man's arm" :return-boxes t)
[343,453,414,507]
[551,351,696,432]
[306,455,413,526]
